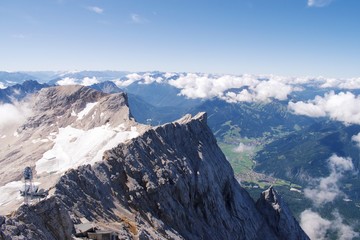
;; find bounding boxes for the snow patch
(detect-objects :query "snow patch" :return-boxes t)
[0,181,24,206]
[290,187,302,193]
[77,102,98,120]
[35,124,139,174]
[32,138,51,144]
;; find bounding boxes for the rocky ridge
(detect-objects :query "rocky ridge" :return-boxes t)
[1,104,308,239]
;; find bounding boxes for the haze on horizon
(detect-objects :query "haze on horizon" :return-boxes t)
[1,0,360,78]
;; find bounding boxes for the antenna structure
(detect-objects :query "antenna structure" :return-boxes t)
[23,167,33,204]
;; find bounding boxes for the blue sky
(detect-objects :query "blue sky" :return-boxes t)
[1,0,360,77]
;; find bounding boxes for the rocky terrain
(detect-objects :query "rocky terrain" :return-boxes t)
[0,86,308,239]
[0,85,148,214]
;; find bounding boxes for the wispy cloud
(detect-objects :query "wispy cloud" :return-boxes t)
[234,143,254,153]
[131,13,147,24]
[304,154,354,206]
[352,133,360,148]
[300,210,358,240]
[289,91,360,125]
[0,103,31,130]
[87,6,104,14]
[307,0,333,7]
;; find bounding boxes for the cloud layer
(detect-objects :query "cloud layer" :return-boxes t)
[112,72,360,105]
[168,73,295,103]
[289,91,360,125]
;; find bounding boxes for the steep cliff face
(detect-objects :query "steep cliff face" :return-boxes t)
[54,112,276,239]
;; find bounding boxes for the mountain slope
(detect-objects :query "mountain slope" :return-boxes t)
[0,85,148,214]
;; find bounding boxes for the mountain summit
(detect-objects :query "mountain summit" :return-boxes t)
[0,86,308,239]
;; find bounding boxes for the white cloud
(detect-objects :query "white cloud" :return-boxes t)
[234,143,254,153]
[56,77,100,86]
[352,133,360,148]
[251,80,293,102]
[288,100,326,117]
[289,91,360,125]
[0,103,31,130]
[0,82,6,89]
[57,77,99,86]
[82,77,99,86]
[131,14,146,23]
[308,0,333,7]
[88,6,104,14]
[57,77,77,86]
[114,73,145,87]
[300,210,358,240]
[304,154,354,206]
[300,210,331,240]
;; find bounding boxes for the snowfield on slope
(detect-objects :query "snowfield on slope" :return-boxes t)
[35,124,138,174]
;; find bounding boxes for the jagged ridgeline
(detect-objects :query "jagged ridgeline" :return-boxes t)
[0,86,308,239]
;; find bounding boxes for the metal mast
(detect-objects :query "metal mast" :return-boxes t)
[23,167,33,204]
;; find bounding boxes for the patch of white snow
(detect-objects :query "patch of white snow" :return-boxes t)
[35,124,139,174]
[290,187,302,193]
[77,102,98,120]
[0,181,23,206]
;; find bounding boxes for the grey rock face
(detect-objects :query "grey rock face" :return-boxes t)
[0,197,73,240]
[256,186,310,240]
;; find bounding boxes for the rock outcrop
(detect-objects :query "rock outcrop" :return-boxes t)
[256,186,309,240]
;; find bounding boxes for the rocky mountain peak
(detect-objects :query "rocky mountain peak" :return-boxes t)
[256,186,309,240]
[174,112,207,125]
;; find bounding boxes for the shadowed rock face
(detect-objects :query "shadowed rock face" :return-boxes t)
[256,186,310,240]
[0,86,308,239]
[0,197,73,240]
